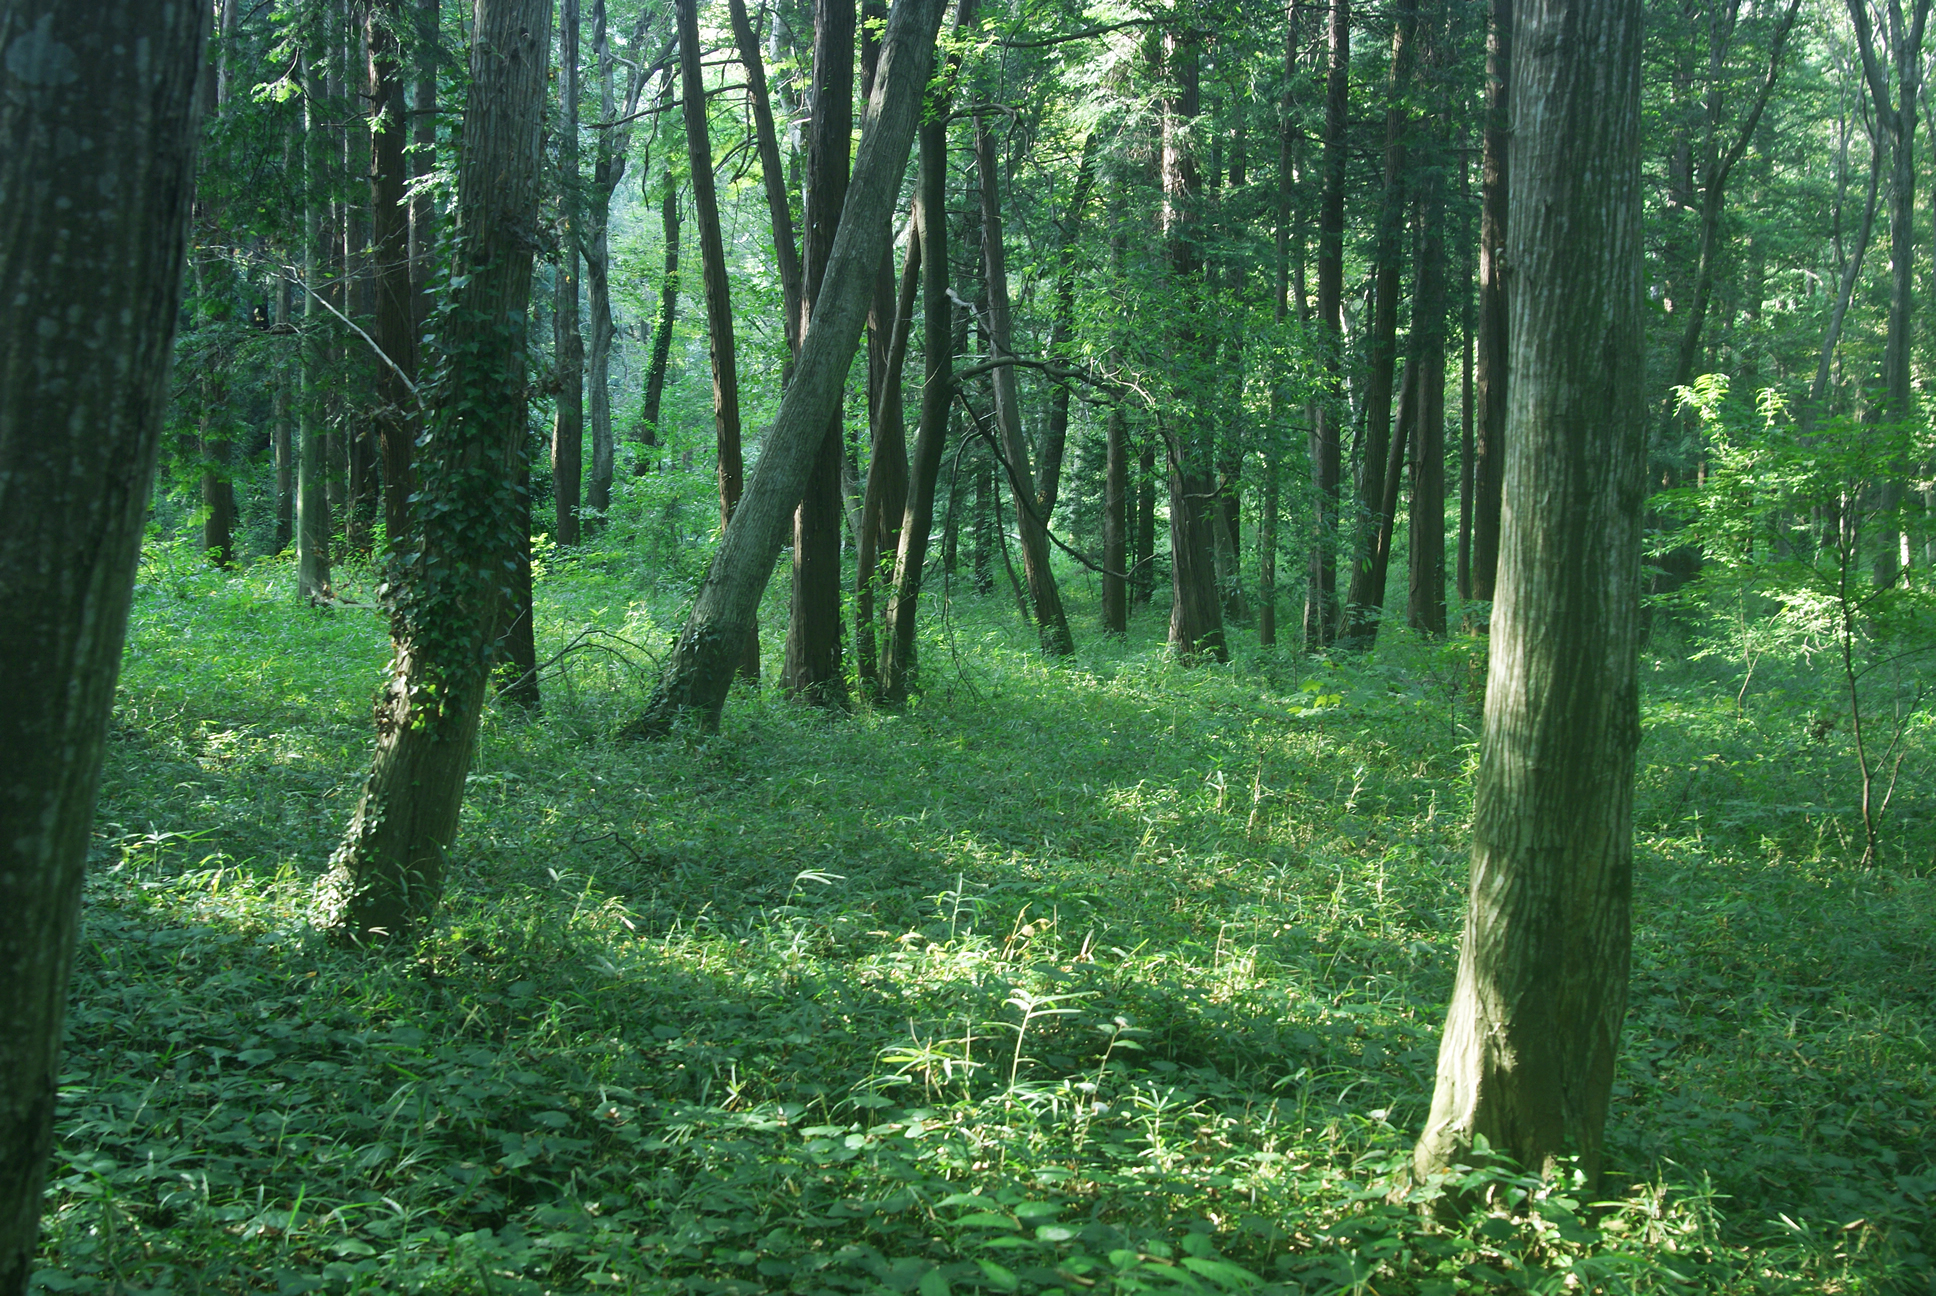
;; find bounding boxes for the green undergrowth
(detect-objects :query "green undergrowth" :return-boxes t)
[36,535,1935,1295]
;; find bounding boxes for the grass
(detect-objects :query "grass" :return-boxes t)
[32,510,1936,1295]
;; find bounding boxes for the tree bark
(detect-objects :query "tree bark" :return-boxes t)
[318,0,554,942]
[728,0,805,357]
[410,0,438,330]
[0,0,205,1281]
[274,272,295,553]
[1408,46,1448,637]
[639,167,679,453]
[783,0,857,705]
[858,226,919,688]
[677,0,756,681]
[975,119,1075,657]
[299,47,334,601]
[1471,0,1510,607]
[1305,0,1349,649]
[552,0,584,544]
[370,0,419,557]
[1414,0,1646,1189]
[627,0,947,734]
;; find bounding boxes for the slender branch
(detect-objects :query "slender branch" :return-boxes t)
[280,265,422,406]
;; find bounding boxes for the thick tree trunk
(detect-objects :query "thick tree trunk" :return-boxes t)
[677,0,756,681]
[0,1,205,1282]
[370,0,419,557]
[783,0,857,705]
[1305,0,1349,649]
[1339,0,1416,647]
[626,0,946,733]
[1471,0,1510,607]
[975,120,1075,657]
[318,0,554,942]
[1414,0,1646,1189]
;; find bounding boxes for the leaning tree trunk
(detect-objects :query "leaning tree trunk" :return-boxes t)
[1414,0,1646,1190]
[677,0,756,681]
[0,0,205,1283]
[318,0,554,943]
[975,118,1075,657]
[628,0,948,733]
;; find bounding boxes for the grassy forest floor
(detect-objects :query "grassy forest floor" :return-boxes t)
[33,524,1936,1296]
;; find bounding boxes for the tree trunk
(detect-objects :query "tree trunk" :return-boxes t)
[727,0,805,357]
[783,0,857,705]
[1161,31,1225,662]
[1413,0,1646,1189]
[677,0,756,681]
[1305,0,1349,649]
[1471,0,1510,607]
[552,0,584,544]
[0,1,205,1281]
[1102,205,1129,635]
[859,226,919,690]
[639,168,680,454]
[1458,153,1474,603]
[1408,58,1449,637]
[494,445,542,710]
[299,48,334,601]
[274,272,295,553]
[410,0,438,331]
[318,0,555,942]
[975,119,1075,657]
[370,0,419,558]
[1134,442,1155,604]
[882,28,969,703]
[625,0,947,734]
[1038,135,1098,521]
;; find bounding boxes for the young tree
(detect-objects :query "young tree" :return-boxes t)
[318,0,555,943]
[1413,0,1646,1188]
[0,0,207,1282]
[627,0,949,734]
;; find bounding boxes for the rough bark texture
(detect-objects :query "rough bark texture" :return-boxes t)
[677,0,755,681]
[783,0,857,705]
[1470,0,1510,606]
[318,0,554,942]
[1414,0,1645,1189]
[628,0,946,733]
[0,0,206,1283]
[975,119,1075,657]
[1305,0,1349,649]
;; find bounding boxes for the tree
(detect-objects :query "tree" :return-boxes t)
[0,0,207,1283]
[1470,0,1510,608]
[1304,0,1348,650]
[317,0,555,943]
[1413,0,1647,1188]
[552,0,584,545]
[369,0,420,556]
[626,0,949,735]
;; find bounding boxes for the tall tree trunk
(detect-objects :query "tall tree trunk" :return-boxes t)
[1408,102,1448,636]
[1038,135,1099,521]
[1339,0,1417,647]
[410,0,438,329]
[882,14,970,703]
[626,0,948,734]
[1102,197,1130,635]
[274,272,295,553]
[370,0,419,557]
[975,119,1075,657]
[1414,0,1646,1190]
[1134,442,1155,605]
[1161,31,1225,662]
[200,0,241,570]
[639,168,680,455]
[0,5,205,1282]
[495,445,542,709]
[783,0,857,705]
[1458,152,1475,603]
[1471,0,1511,607]
[552,0,584,544]
[319,0,555,942]
[343,9,381,558]
[299,46,334,601]
[858,227,919,689]
[728,0,805,357]
[1305,0,1349,649]
[677,0,757,681]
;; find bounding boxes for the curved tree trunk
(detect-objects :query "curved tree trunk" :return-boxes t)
[319,0,554,942]
[0,0,206,1279]
[1414,0,1646,1189]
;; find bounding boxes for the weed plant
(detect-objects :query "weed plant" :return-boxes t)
[33,506,1935,1294]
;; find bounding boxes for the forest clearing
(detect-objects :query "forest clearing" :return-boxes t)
[3,0,1935,1291]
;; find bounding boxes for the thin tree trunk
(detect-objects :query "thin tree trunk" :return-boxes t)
[200,0,241,570]
[626,0,947,734]
[1408,52,1449,637]
[728,0,805,357]
[975,119,1075,657]
[299,47,334,601]
[1134,442,1155,604]
[585,0,615,515]
[859,226,919,689]
[495,446,542,710]
[1306,0,1349,649]
[1414,0,1646,1190]
[783,0,857,706]
[1339,0,1417,647]
[1471,0,1511,607]
[552,0,584,544]
[0,5,205,1281]
[677,0,756,681]
[370,0,419,557]
[410,0,438,330]
[640,168,680,453]
[1038,135,1098,520]
[1458,153,1475,603]
[319,0,555,941]
[274,272,295,553]
[1102,197,1130,635]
